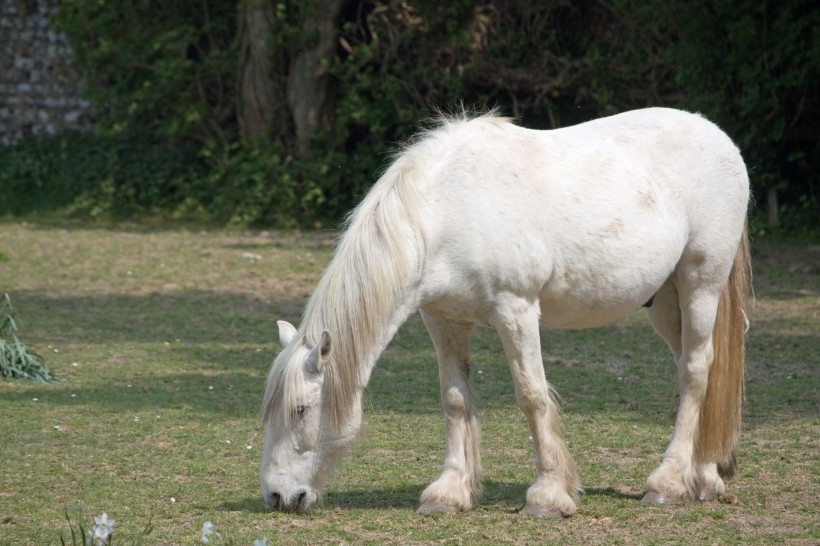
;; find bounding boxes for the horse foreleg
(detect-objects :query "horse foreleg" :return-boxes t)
[494,298,579,517]
[418,312,482,513]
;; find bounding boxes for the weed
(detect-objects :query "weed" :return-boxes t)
[0,293,60,382]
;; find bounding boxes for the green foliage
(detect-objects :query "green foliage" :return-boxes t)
[1,1,814,232]
[197,139,308,227]
[53,0,237,145]
[0,294,60,383]
[666,0,819,201]
[0,130,206,219]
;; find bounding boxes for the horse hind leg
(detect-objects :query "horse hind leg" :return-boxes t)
[646,279,682,362]
[493,297,579,517]
[418,312,482,514]
[643,270,728,504]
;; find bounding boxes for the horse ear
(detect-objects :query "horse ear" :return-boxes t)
[277,320,297,347]
[305,330,331,374]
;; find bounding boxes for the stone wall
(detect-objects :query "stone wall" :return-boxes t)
[0,0,93,144]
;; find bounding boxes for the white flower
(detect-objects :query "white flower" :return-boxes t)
[254,538,268,546]
[91,525,109,545]
[93,513,115,533]
[89,513,115,545]
[200,521,215,543]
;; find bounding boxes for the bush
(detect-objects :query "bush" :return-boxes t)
[0,131,205,219]
[1,1,815,232]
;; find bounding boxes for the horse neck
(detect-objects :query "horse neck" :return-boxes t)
[301,219,423,429]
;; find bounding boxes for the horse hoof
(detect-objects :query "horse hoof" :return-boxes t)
[697,489,719,501]
[641,490,681,505]
[417,502,459,514]
[521,504,565,517]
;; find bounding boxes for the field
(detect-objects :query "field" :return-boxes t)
[0,222,817,545]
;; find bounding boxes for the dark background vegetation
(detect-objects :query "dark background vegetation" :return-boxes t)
[1,0,817,235]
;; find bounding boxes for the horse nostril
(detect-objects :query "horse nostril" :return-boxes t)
[296,491,307,510]
[269,492,281,510]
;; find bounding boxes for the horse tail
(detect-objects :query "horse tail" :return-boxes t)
[696,221,752,477]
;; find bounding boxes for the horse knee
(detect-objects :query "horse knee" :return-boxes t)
[443,385,469,418]
[514,383,550,414]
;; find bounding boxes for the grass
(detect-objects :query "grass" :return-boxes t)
[0,221,817,545]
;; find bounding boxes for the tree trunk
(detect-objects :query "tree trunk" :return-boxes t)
[767,185,779,228]
[286,0,344,148]
[237,0,283,142]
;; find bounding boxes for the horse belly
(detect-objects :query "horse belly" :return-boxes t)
[537,229,684,329]
[538,289,650,330]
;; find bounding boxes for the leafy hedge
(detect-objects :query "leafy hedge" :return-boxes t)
[1,0,816,232]
[0,131,318,226]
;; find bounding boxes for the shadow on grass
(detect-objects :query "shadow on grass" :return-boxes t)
[24,218,338,250]
[582,487,644,501]
[7,289,304,345]
[222,482,492,513]
[0,371,267,419]
[216,488,422,515]
[3,287,816,423]
[219,482,646,514]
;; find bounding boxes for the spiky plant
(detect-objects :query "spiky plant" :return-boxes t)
[0,293,60,382]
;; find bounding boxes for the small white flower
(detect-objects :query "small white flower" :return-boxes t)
[200,521,215,543]
[91,525,108,545]
[170,497,176,504]
[89,513,115,545]
[94,513,115,532]
[254,538,268,546]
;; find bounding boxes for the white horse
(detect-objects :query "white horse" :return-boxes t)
[260,107,751,516]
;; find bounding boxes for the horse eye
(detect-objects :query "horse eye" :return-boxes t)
[296,405,306,417]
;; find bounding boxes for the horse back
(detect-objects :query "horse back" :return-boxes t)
[414,108,748,328]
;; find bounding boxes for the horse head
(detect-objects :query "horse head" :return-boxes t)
[260,321,360,513]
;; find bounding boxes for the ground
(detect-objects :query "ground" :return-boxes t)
[0,222,817,544]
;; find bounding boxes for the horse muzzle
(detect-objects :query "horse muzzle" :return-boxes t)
[265,486,317,513]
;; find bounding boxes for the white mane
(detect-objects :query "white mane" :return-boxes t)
[262,112,512,430]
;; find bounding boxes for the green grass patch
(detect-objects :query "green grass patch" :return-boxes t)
[0,222,817,544]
